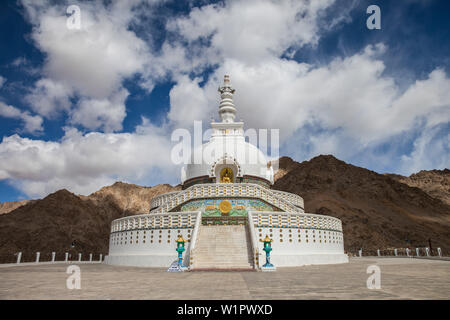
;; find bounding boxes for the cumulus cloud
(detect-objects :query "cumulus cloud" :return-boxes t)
[70,89,129,132]
[166,43,450,174]
[167,0,335,64]
[0,123,177,198]
[24,78,72,118]
[0,102,44,134]
[20,0,156,131]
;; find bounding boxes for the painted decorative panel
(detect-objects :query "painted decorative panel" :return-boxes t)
[180,198,279,217]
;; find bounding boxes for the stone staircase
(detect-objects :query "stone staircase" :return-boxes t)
[191,225,254,270]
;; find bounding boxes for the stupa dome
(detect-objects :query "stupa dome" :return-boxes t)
[182,75,273,187]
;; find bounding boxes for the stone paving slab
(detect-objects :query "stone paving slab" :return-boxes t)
[0,257,448,299]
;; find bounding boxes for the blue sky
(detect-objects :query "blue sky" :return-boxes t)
[0,0,449,202]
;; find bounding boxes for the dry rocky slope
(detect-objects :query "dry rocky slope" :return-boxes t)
[0,200,32,215]
[0,183,179,262]
[0,156,448,262]
[273,156,450,254]
[385,169,450,206]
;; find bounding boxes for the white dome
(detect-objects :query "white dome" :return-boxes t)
[183,135,272,183]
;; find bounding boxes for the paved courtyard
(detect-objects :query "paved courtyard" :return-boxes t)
[0,257,449,299]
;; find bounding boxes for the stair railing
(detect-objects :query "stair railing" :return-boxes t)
[247,211,260,270]
[188,211,202,270]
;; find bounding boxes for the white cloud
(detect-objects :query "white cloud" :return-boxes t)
[167,0,335,64]
[70,89,129,132]
[0,102,44,134]
[399,125,450,174]
[0,122,177,198]
[166,43,450,175]
[168,76,211,128]
[24,78,72,118]
[20,0,156,131]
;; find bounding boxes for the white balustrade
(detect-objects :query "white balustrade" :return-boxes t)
[249,211,342,232]
[111,211,200,233]
[150,183,305,214]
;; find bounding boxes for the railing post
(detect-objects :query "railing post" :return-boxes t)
[89,253,92,262]
[247,211,259,270]
[394,249,398,256]
[35,252,40,263]
[416,248,420,256]
[99,254,103,262]
[425,247,430,257]
[358,249,362,257]
[188,211,202,269]
[16,252,22,264]
[377,249,380,257]
[406,248,410,257]
[51,252,56,262]
[65,252,69,262]
[78,253,82,262]
[437,247,442,257]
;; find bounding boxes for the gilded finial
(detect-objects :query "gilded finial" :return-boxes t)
[261,235,272,243]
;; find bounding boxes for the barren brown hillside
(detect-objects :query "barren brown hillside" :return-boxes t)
[0,200,32,215]
[386,169,450,206]
[0,184,178,262]
[273,156,450,254]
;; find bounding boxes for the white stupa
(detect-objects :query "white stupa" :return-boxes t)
[105,75,348,269]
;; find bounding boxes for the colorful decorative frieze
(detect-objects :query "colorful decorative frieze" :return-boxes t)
[180,198,279,217]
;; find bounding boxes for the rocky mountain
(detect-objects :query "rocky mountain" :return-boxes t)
[80,182,180,213]
[273,156,450,254]
[0,155,448,262]
[0,184,178,262]
[385,169,450,206]
[0,200,32,215]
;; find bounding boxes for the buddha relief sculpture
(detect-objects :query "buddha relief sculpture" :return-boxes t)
[220,168,233,183]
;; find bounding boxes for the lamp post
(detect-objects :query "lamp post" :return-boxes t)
[176,235,186,267]
[260,235,276,271]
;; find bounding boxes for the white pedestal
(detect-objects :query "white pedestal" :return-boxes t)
[261,266,277,272]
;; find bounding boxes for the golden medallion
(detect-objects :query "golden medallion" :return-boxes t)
[219,200,232,214]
